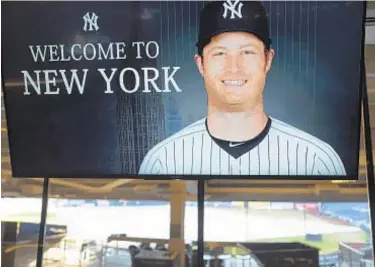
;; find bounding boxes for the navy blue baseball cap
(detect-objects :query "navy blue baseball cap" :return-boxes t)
[196,1,272,52]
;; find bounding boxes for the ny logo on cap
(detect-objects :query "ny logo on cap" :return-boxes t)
[222,0,243,19]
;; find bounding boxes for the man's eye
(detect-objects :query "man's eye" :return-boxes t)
[213,52,225,56]
[242,50,256,55]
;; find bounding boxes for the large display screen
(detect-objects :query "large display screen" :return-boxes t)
[1,1,365,180]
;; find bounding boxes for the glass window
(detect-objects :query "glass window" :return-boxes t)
[202,183,373,267]
[1,176,197,267]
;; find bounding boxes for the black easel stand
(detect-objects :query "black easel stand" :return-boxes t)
[197,180,205,267]
[361,67,375,258]
[36,178,50,267]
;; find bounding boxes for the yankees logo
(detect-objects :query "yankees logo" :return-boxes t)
[222,0,243,19]
[83,12,99,32]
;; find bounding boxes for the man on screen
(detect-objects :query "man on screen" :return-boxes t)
[138,0,346,177]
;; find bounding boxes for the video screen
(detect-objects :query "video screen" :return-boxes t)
[1,1,365,180]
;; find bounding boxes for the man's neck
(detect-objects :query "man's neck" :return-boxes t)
[206,103,268,142]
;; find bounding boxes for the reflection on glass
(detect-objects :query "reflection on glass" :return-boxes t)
[185,201,198,244]
[202,200,373,267]
[1,197,43,267]
[40,198,172,266]
[1,180,199,267]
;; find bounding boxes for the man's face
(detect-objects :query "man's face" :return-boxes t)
[195,31,274,111]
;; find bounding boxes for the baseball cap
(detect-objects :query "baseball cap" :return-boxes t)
[196,0,272,52]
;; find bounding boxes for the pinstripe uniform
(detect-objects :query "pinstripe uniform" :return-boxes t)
[138,117,346,176]
[138,1,348,177]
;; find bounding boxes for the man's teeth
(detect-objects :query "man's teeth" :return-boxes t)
[223,80,246,85]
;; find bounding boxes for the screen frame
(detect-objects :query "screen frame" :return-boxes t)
[1,1,367,181]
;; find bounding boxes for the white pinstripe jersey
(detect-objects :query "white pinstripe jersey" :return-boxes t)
[138,117,346,176]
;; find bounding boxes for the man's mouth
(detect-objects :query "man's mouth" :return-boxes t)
[222,80,247,86]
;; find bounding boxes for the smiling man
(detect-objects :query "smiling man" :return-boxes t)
[138,0,346,177]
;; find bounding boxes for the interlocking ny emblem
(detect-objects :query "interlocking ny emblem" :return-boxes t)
[222,0,243,19]
[83,12,99,32]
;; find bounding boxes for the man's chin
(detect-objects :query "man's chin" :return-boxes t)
[221,100,247,112]
[225,97,246,106]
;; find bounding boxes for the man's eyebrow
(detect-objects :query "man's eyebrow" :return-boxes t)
[207,46,227,53]
[239,44,260,49]
[208,44,260,53]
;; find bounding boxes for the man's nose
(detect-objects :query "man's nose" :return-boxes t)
[228,55,241,73]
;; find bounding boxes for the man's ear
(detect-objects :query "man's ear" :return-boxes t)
[265,48,275,73]
[194,54,205,77]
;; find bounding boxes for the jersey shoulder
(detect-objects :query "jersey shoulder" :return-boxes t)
[143,118,207,157]
[269,117,345,172]
[270,118,326,144]
[270,117,334,151]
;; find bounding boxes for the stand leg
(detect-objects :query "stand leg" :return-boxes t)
[197,180,205,267]
[36,177,50,267]
[361,66,375,258]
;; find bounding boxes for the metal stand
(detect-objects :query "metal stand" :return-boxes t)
[36,177,50,267]
[362,64,375,258]
[197,180,205,267]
